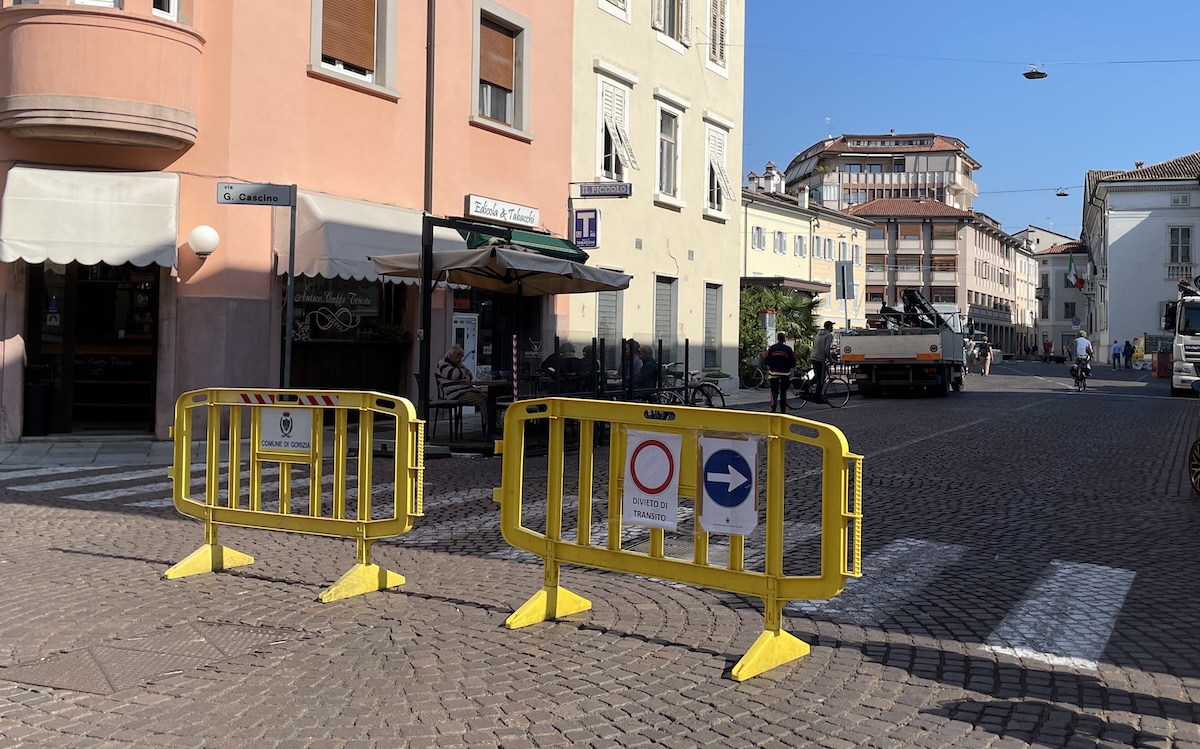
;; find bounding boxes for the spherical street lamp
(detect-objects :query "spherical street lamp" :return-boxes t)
[188,225,220,259]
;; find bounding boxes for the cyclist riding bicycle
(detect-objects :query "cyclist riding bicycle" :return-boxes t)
[812,321,836,404]
[1072,330,1094,375]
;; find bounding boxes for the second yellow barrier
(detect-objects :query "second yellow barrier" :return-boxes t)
[165,388,424,602]
[494,397,863,680]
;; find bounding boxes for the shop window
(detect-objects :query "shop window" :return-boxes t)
[289,277,398,342]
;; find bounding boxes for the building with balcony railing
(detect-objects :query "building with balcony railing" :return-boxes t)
[782,132,980,212]
[1082,153,1200,351]
[846,197,1023,352]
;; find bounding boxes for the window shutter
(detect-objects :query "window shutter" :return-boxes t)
[479,18,515,90]
[322,0,376,72]
[704,284,720,367]
[605,0,627,8]
[708,130,733,197]
[655,278,674,353]
[604,83,638,170]
[709,0,727,63]
[652,0,666,31]
[680,0,693,45]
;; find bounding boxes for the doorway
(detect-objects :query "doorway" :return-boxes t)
[24,263,159,435]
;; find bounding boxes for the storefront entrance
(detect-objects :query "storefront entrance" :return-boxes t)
[23,263,159,435]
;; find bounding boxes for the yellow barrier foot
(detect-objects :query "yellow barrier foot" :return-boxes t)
[506,585,592,629]
[730,629,811,681]
[319,563,406,603]
[163,543,254,579]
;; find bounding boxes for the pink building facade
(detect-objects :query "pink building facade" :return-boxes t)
[0,0,573,440]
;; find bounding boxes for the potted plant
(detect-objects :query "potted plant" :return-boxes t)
[703,371,736,396]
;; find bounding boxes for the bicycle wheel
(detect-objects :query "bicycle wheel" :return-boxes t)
[786,379,808,411]
[656,389,685,406]
[822,377,850,408]
[741,367,764,390]
[693,382,725,408]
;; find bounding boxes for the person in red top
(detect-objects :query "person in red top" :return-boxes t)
[763,332,798,413]
[1042,336,1052,364]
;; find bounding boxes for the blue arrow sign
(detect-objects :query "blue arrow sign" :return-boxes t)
[703,449,753,508]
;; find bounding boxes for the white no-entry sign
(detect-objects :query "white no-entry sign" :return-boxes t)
[699,437,758,535]
[622,430,681,530]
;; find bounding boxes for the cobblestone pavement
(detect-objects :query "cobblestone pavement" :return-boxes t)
[0,362,1198,748]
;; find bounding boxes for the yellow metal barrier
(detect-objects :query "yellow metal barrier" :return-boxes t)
[495,398,862,681]
[165,388,424,602]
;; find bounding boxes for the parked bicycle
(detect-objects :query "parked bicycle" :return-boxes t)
[740,357,767,389]
[785,367,850,410]
[663,364,726,408]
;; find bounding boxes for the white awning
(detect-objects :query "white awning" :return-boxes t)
[274,191,467,285]
[0,165,180,267]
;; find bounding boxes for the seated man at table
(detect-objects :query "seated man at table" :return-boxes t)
[579,344,603,393]
[539,342,582,393]
[437,345,488,432]
[632,344,660,392]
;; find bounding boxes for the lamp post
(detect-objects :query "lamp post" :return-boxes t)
[417,0,438,421]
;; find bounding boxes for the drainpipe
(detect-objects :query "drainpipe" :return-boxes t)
[417,0,437,421]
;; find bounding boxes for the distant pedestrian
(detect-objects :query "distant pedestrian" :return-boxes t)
[1042,338,1052,363]
[1111,341,1122,370]
[964,340,976,375]
[763,332,797,413]
[1123,340,1134,369]
[977,335,993,377]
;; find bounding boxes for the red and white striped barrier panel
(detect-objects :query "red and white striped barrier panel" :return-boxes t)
[237,393,340,406]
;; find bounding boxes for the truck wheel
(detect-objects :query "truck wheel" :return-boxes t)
[934,368,951,397]
[951,375,963,392]
[1190,438,1200,495]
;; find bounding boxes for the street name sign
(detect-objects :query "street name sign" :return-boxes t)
[217,182,294,205]
[579,182,633,198]
[622,430,681,531]
[699,437,758,535]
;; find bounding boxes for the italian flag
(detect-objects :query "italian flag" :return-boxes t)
[1066,254,1084,290]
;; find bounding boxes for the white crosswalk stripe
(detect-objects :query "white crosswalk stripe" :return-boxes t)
[786,537,967,625]
[983,560,1136,670]
[8,467,172,492]
[0,466,118,481]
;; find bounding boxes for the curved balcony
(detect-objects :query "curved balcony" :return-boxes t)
[0,5,204,150]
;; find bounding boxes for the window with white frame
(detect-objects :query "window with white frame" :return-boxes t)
[317,0,380,81]
[704,283,721,368]
[751,226,765,251]
[1170,226,1192,263]
[1172,194,1191,206]
[774,231,787,255]
[657,107,680,197]
[473,1,531,134]
[310,0,398,91]
[853,243,862,265]
[706,127,733,212]
[596,288,623,366]
[825,237,834,259]
[600,80,638,180]
[839,241,848,261]
[708,0,727,66]
[73,0,120,7]
[794,235,806,257]
[152,0,176,19]
[654,276,678,361]
[653,0,692,46]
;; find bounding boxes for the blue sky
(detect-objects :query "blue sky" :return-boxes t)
[742,2,1200,239]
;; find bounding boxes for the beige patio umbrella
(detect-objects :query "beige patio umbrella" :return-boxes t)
[370,244,631,295]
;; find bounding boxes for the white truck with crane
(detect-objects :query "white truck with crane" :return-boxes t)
[1162,277,1200,397]
[838,288,966,397]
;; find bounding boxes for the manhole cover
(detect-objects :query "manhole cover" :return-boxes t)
[0,621,297,694]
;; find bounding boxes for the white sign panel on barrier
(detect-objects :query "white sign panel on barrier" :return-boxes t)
[259,407,313,454]
[622,430,681,530]
[699,437,758,535]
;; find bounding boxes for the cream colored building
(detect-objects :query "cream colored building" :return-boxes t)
[565,0,744,370]
[742,164,874,329]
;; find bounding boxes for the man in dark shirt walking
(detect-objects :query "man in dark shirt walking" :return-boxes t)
[764,332,798,413]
